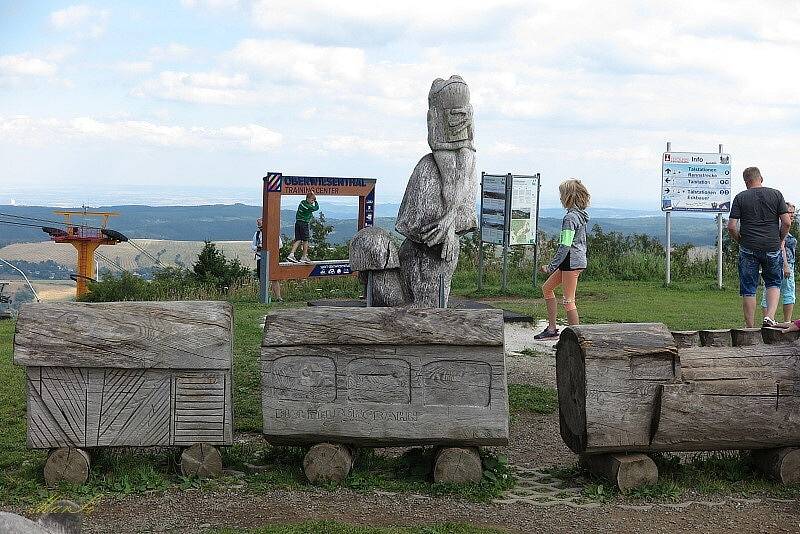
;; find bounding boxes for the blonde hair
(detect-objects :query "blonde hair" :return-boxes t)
[559,179,590,210]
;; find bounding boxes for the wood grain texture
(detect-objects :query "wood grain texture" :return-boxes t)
[180,443,222,477]
[652,381,800,451]
[731,328,763,347]
[699,329,732,347]
[262,345,508,447]
[349,226,400,271]
[581,453,658,492]
[26,367,233,449]
[44,448,90,486]
[263,307,504,347]
[433,447,482,484]
[303,443,353,485]
[671,331,699,349]
[555,323,678,454]
[14,301,233,369]
[762,327,800,345]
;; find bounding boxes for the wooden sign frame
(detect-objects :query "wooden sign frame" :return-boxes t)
[261,172,376,282]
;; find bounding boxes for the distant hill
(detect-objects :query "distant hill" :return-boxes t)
[0,204,723,248]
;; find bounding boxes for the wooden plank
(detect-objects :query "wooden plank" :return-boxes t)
[14,301,233,369]
[651,381,800,451]
[261,344,508,447]
[173,371,230,446]
[699,329,732,347]
[262,307,503,347]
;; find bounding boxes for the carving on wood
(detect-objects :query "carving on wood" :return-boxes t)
[346,358,411,404]
[349,75,478,308]
[15,301,234,450]
[423,360,491,407]
[267,356,337,402]
[261,307,508,447]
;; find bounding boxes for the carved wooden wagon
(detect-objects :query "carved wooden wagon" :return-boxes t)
[557,323,800,490]
[13,301,234,485]
[261,306,509,484]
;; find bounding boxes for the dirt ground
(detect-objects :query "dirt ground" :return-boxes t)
[16,323,800,533]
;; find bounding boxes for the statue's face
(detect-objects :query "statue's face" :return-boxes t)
[427,75,474,150]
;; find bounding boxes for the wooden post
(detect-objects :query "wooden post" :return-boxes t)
[581,453,658,492]
[731,328,763,347]
[752,447,800,484]
[671,330,699,349]
[762,327,800,345]
[303,443,354,485]
[699,329,732,347]
[180,443,223,478]
[433,447,483,484]
[44,448,90,486]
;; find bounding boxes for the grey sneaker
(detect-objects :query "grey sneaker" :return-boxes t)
[534,327,559,340]
[286,253,298,263]
[300,256,312,263]
[763,316,777,327]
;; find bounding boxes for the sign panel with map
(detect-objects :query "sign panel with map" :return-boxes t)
[509,174,540,245]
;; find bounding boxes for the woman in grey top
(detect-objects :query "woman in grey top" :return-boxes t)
[535,179,590,340]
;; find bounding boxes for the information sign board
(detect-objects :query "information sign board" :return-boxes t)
[480,174,507,245]
[509,175,540,245]
[661,152,732,212]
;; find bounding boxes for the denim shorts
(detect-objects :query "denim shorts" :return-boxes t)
[739,246,783,297]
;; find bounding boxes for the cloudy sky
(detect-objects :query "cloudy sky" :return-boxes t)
[1,1,799,209]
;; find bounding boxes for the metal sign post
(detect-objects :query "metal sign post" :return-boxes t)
[665,141,672,285]
[502,173,512,292]
[717,144,724,289]
[477,172,485,291]
[532,177,542,288]
[661,142,731,287]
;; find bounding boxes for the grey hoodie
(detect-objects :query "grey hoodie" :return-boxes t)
[547,208,589,272]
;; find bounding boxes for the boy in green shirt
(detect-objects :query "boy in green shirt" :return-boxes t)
[286,192,319,263]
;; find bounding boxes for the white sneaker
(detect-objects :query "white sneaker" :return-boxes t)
[763,316,777,327]
[286,253,298,263]
[300,256,312,263]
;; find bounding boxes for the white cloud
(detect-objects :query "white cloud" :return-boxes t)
[49,5,109,38]
[132,71,256,105]
[0,115,283,152]
[148,43,192,62]
[0,54,57,77]
[321,135,424,158]
[229,39,366,86]
[181,0,239,9]
[115,61,153,74]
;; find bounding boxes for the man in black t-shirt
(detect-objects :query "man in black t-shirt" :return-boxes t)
[727,167,792,327]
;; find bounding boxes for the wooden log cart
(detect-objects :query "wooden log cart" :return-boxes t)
[13,301,234,485]
[556,323,800,491]
[261,306,509,485]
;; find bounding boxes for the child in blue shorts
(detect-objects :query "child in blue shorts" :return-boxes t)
[761,202,796,321]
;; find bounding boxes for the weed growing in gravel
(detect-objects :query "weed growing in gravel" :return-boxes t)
[507,384,557,415]
[517,348,541,357]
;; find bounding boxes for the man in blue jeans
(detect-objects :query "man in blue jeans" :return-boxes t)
[727,167,792,327]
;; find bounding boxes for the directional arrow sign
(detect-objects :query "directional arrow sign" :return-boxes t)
[661,151,731,212]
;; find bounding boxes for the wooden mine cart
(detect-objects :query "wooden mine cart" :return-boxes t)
[261,306,509,484]
[14,301,234,485]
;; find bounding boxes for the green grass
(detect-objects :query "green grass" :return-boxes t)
[507,385,557,415]
[455,279,748,331]
[213,521,508,534]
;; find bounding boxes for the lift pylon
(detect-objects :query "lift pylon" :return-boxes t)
[46,210,121,298]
